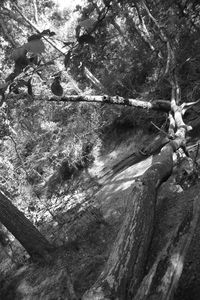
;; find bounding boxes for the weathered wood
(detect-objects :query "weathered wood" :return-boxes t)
[134,191,200,300]
[83,97,190,300]
[82,140,184,300]
[101,133,169,181]
[49,95,171,111]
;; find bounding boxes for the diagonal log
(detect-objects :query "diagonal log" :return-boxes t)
[83,92,192,299]
[134,191,200,300]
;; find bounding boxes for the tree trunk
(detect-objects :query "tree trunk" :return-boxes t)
[134,191,200,300]
[82,141,180,300]
[0,190,54,262]
[83,96,190,299]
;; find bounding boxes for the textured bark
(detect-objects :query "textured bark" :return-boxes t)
[83,97,189,299]
[134,191,200,300]
[82,141,181,300]
[0,190,54,262]
[101,133,169,181]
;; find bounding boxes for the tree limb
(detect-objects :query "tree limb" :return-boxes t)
[84,67,106,92]
[32,0,38,23]
[49,94,172,111]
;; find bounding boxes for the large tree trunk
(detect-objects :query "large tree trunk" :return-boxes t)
[83,96,192,299]
[134,191,200,300]
[0,190,54,262]
[83,142,181,299]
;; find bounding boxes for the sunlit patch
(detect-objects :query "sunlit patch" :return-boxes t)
[171,253,183,277]
[54,0,85,10]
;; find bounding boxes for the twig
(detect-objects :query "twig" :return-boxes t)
[84,67,106,92]
[32,0,38,24]
[151,121,169,137]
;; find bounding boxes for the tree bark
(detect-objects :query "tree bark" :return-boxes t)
[0,190,54,262]
[134,191,200,300]
[83,137,186,299]
[49,94,171,111]
[83,96,190,299]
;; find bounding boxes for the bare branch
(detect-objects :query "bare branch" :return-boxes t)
[151,121,169,137]
[32,0,38,23]
[134,2,156,52]
[49,94,172,111]
[84,67,106,92]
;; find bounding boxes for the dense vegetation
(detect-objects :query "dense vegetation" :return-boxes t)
[0,0,200,299]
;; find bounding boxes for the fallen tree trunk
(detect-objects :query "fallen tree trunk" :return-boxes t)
[134,191,200,300]
[83,141,186,299]
[83,95,193,299]
[101,133,170,180]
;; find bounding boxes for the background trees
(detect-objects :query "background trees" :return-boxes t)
[0,0,200,299]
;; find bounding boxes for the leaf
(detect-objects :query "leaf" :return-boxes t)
[28,34,42,42]
[79,18,96,30]
[41,29,51,35]
[41,29,56,36]
[14,55,29,72]
[49,31,56,37]
[64,51,71,69]
[78,34,95,45]
[12,46,27,61]
[63,41,74,47]
[29,55,38,65]
[51,78,63,96]
[24,39,45,54]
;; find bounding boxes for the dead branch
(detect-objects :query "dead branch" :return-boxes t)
[84,67,106,92]
[0,7,26,24]
[49,94,172,111]
[83,92,191,299]
[32,0,38,23]
[134,2,156,52]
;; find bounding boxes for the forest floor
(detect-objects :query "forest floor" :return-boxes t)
[0,129,200,299]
